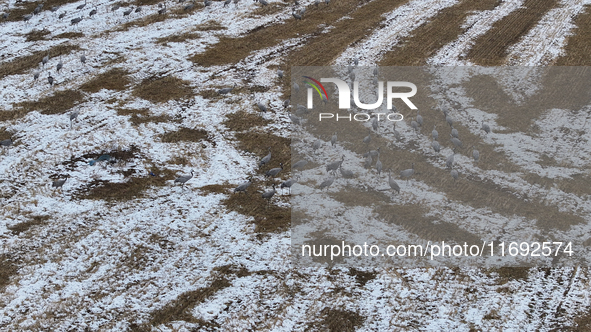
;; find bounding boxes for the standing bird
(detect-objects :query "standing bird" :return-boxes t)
[472,146,480,162]
[280,177,297,195]
[174,170,194,187]
[77,0,87,10]
[218,84,235,95]
[400,163,415,182]
[80,52,86,65]
[223,0,231,7]
[204,0,212,6]
[0,138,12,152]
[135,6,142,12]
[158,4,167,14]
[33,70,40,81]
[59,12,67,19]
[52,176,69,191]
[481,121,491,134]
[451,126,459,138]
[259,0,268,5]
[393,122,401,141]
[373,67,379,76]
[292,9,302,20]
[387,169,400,194]
[451,169,459,183]
[410,117,419,134]
[331,132,337,147]
[416,110,423,127]
[256,102,268,113]
[261,184,276,205]
[292,159,307,171]
[259,147,271,168]
[363,129,371,145]
[50,6,60,12]
[42,53,49,67]
[123,7,133,16]
[446,149,456,169]
[289,113,301,125]
[277,70,283,78]
[375,148,382,176]
[372,116,379,133]
[89,8,97,17]
[56,57,63,74]
[48,73,54,86]
[283,99,290,108]
[318,176,335,191]
[432,125,438,141]
[431,140,440,153]
[450,135,463,149]
[23,14,33,22]
[326,155,345,175]
[312,139,321,153]
[293,82,300,94]
[71,17,83,25]
[265,163,283,178]
[234,177,252,194]
[364,152,372,169]
[70,109,79,129]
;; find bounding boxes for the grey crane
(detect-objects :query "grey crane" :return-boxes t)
[331,132,337,147]
[319,176,335,191]
[204,0,212,6]
[410,117,419,134]
[80,52,86,65]
[70,109,79,128]
[387,169,400,194]
[347,64,353,74]
[277,70,283,78]
[353,57,359,66]
[0,138,12,151]
[283,99,290,108]
[416,110,423,127]
[289,113,301,125]
[363,149,380,158]
[363,129,371,145]
[481,121,491,134]
[52,176,69,190]
[33,4,43,15]
[174,170,194,187]
[261,184,276,205]
[89,7,97,17]
[259,147,271,167]
[451,169,459,183]
[112,3,121,11]
[375,149,382,176]
[295,104,308,116]
[257,102,268,113]
[158,4,167,14]
[314,0,319,6]
[472,146,480,162]
[42,53,49,67]
[184,2,194,10]
[373,67,379,76]
[432,125,438,141]
[77,0,87,10]
[135,6,142,12]
[400,163,415,182]
[71,17,83,25]
[350,71,355,82]
[312,139,321,153]
[364,152,372,169]
[234,0,240,6]
[2,12,9,21]
[393,122,401,141]
[451,126,459,138]
[339,165,355,179]
[48,73,54,86]
[218,84,235,95]
[56,57,63,74]
[265,163,283,178]
[372,116,379,132]
[445,113,454,127]
[450,135,463,148]
[373,76,378,85]
[280,176,298,195]
[50,6,59,12]
[431,140,440,153]
[259,0,268,6]
[326,155,345,175]
[234,177,253,194]
[223,0,231,7]
[33,70,40,81]
[123,7,134,16]
[299,6,305,15]
[23,13,33,22]
[59,12,66,19]
[292,9,302,20]
[294,82,300,94]
[293,159,307,171]
[446,148,456,169]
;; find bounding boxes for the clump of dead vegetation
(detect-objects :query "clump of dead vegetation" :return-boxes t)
[0,43,80,78]
[7,215,50,235]
[79,68,130,93]
[52,32,85,40]
[0,254,19,291]
[132,76,193,103]
[116,108,181,125]
[223,110,271,132]
[16,89,84,116]
[24,29,50,42]
[313,308,365,332]
[160,127,210,143]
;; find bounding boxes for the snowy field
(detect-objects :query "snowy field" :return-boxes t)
[0,0,590,330]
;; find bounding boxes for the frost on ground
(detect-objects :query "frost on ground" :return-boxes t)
[1,0,591,331]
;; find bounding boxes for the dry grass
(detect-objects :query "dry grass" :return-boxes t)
[379,0,501,66]
[113,12,169,32]
[79,68,131,93]
[132,76,193,103]
[317,308,365,332]
[488,267,530,283]
[77,169,177,201]
[131,0,162,6]
[556,5,591,65]
[7,215,50,235]
[467,0,559,65]
[52,32,85,40]
[234,132,291,172]
[348,268,376,286]
[16,89,84,116]
[0,254,18,291]
[223,110,272,132]
[160,127,210,143]
[0,43,80,78]
[190,0,370,66]
[117,108,181,125]
[24,29,50,42]
[247,2,288,17]
[156,21,226,45]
